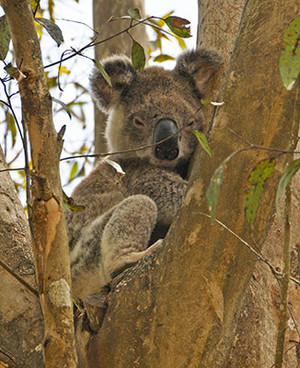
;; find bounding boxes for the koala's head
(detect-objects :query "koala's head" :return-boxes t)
[90,48,221,169]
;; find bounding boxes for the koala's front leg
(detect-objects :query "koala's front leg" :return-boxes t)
[101,194,158,278]
[129,169,188,227]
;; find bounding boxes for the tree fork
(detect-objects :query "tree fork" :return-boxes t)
[1,1,77,367]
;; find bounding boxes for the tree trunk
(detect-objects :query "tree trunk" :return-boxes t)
[1,1,77,367]
[93,0,147,154]
[83,0,299,366]
[197,0,246,67]
[0,146,44,367]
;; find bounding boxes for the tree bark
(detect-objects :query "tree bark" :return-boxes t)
[93,0,147,154]
[83,0,299,367]
[198,1,299,367]
[197,0,246,67]
[0,146,44,367]
[1,1,77,367]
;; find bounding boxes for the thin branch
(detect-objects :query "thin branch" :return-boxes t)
[60,124,192,162]
[270,343,299,368]
[196,212,300,286]
[0,257,38,297]
[57,18,100,35]
[0,78,24,145]
[43,16,154,70]
[228,128,300,154]
[0,167,25,173]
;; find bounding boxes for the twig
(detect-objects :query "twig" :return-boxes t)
[196,212,300,286]
[57,18,100,34]
[43,17,153,70]
[270,343,299,368]
[228,128,300,154]
[0,257,38,297]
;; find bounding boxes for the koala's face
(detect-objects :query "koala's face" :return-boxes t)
[90,49,221,168]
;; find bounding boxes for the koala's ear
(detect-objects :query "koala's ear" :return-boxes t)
[174,48,222,96]
[90,56,136,113]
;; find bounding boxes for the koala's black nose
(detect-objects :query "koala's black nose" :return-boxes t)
[153,119,179,161]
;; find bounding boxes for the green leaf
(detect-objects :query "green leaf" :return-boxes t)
[164,16,192,38]
[30,0,39,10]
[48,0,55,22]
[279,16,300,90]
[7,112,17,148]
[157,11,174,27]
[206,164,224,221]
[52,97,72,119]
[4,63,16,77]
[206,150,240,220]
[176,36,187,50]
[245,159,275,229]
[0,16,11,60]
[127,8,141,20]
[193,130,211,156]
[35,17,64,46]
[275,159,300,215]
[68,161,78,183]
[153,54,175,63]
[93,59,112,87]
[93,61,111,87]
[63,191,85,212]
[131,40,146,71]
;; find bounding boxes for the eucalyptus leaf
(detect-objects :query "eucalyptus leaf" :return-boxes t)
[68,161,78,183]
[164,16,192,38]
[127,8,141,20]
[193,130,211,156]
[279,16,300,90]
[153,54,175,63]
[52,97,72,119]
[131,40,146,71]
[275,159,300,215]
[93,59,112,87]
[35,17,64,46]
[63,191,85,212]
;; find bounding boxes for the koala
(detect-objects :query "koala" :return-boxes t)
[66,48,221,298]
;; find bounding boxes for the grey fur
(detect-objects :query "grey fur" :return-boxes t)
[66,49,221,298]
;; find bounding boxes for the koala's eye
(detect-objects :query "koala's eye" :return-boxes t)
[133,118,145,128]
[187,121,195,127]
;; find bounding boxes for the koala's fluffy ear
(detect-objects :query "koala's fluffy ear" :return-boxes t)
[90,56,136,113]
[174,48,222,97]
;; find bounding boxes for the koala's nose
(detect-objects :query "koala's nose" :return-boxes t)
[153,119,179,161]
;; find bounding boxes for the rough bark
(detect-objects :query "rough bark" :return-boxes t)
[93,0,147,154]
[197,0,246,67]
[198,1,299,366]
[1,1,77,367]
[82,0,299,367]
[0,146,44,367]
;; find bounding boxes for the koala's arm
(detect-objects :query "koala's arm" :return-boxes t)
[127,166,187,226]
